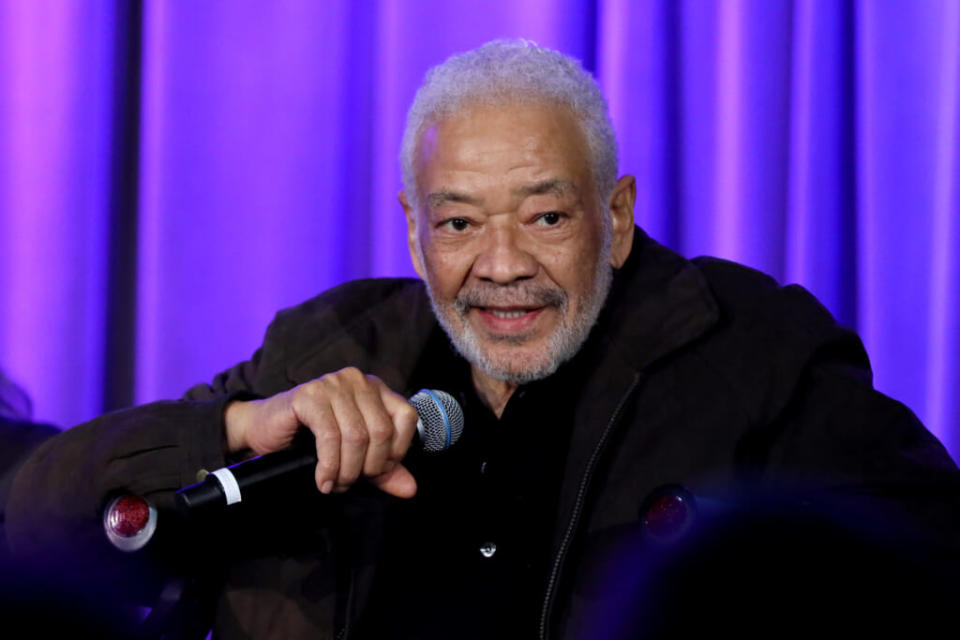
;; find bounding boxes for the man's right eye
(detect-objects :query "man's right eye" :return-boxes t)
[442,218,470,232]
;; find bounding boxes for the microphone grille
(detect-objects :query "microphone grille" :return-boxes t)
[410,389,464,452]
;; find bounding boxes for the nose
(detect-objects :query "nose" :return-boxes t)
[472,221,538,284]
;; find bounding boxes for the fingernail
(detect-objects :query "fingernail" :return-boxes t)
[321,480,334,494]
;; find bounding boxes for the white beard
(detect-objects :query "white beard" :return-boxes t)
[422,229,613,385]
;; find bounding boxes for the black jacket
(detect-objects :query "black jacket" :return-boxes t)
[5,229,958,638]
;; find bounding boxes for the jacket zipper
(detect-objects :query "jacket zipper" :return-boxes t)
[334,566,357,640]
[538,372,642,640]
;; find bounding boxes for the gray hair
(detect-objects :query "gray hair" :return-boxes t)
[400,39,618,211]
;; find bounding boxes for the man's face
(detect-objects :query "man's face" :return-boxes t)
[403,102,632,384]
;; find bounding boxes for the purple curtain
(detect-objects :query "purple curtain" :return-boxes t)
[1,0,957,460]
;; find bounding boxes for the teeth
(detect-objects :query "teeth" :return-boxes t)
[490,309,527,319]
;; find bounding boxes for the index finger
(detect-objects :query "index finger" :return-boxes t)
[375,383,419,460]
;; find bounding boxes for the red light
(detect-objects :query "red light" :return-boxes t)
[107,495,150,537]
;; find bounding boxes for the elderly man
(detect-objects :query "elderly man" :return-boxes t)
[5,40,958,639]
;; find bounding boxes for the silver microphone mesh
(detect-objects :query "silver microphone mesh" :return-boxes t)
[410,389,464,453]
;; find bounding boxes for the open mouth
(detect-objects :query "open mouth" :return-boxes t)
[472,306,547,332]
[486,308,536,319]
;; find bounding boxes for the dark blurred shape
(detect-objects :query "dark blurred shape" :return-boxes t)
[0,369,59,562]
[0,566,142,638]
[580,485,960,639]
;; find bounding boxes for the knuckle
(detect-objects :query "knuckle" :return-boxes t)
[368,420,393,443]
[316,367,370,394]
[337,366,365,384]
[399,403,419,424]
[315,460,336,476]
[318,374,341,393]
[315,427,341,448]
[316,459,338,478]
[289,395,307,416]
[342,427,369,447]
[294,379,325,405]
[338,466,361,483]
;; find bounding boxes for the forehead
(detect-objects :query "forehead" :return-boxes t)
[413,101,594,203]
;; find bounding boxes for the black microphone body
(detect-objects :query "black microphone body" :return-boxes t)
[175,445,318,518]
[174,389,463,518]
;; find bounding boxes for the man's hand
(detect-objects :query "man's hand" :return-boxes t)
[224,368,420,498]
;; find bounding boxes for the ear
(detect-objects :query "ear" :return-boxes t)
[399,191,426,279]
[607,175,636,269]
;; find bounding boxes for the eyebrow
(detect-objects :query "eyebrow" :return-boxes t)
[426,179,575,209]
[426,190,482,209]
[513,179,576,199]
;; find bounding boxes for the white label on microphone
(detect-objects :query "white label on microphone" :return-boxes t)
[210,467,243,505]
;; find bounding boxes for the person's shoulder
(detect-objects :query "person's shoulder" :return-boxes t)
[690,257,838,343]
[258,278,436,381]
[275,277,428,326]
[680,257,871,412]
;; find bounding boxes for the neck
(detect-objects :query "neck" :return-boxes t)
[470,366,518,418]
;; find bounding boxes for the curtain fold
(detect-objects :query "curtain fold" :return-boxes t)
[0,1,117,425]
[0,0,957,460]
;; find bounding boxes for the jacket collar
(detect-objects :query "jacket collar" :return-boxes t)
[596,226,719,374]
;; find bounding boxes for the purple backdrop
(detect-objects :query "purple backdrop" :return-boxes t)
[0,0,957,460]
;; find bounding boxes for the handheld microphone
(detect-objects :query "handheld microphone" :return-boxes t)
[174,389,463,517]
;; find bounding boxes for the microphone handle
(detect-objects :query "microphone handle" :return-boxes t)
[176,443,317,517]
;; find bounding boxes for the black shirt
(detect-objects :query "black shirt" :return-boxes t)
[355,329,578,638]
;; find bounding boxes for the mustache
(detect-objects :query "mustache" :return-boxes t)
[454,283,567,313]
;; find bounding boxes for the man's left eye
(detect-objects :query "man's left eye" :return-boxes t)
[536,212,563,226]
[440,218,470,231]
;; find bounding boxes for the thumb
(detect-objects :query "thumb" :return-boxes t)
[369,463,418,499]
